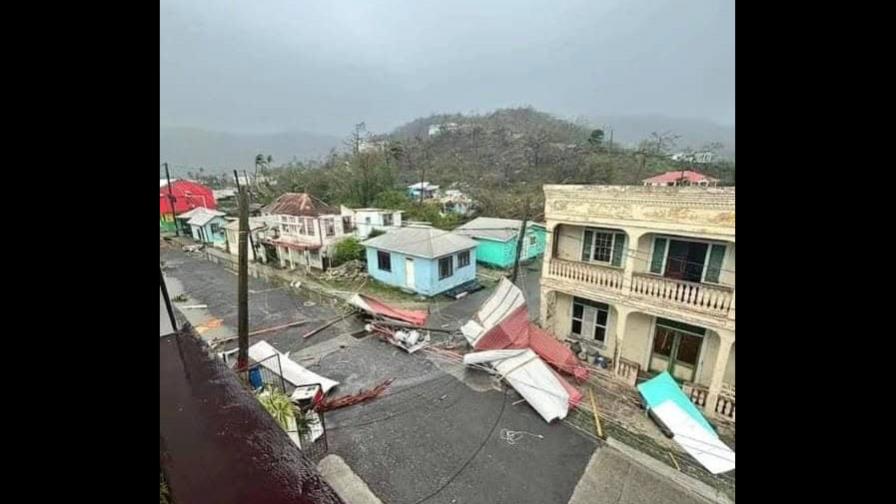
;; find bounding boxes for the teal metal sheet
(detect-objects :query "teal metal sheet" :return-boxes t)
[637,371,715,435]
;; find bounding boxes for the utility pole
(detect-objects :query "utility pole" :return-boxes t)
[236,186,250,370]
[511,195,530,284]
[233,170,257,262]
[608,128,613,152]
[164,162,179,236]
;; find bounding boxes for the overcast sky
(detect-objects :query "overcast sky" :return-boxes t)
[160,0,734,136]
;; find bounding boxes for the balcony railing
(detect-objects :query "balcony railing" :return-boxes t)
[682,382,736,423]
[546,259,735,318]
[547,259,625,292]
[630,273,733,317]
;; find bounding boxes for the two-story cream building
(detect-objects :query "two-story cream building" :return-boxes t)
[260,193,354,272]
[540,185,735,423]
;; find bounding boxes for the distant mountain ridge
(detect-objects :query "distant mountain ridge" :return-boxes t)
[160,126,342,175]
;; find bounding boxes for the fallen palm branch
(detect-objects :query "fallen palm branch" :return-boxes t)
[315,378,394,412]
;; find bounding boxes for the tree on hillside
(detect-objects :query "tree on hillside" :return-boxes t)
[588,129,605,149]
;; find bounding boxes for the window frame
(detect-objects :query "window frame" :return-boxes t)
[570,296,610,344]
[438,256,453,280]
[581,228,624,267]
[457,250,470,268]
[650,236,728,285]
[377,250,391,272]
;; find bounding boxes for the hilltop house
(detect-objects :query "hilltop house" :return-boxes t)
[260,193,352,271]
[340,206,403,239]
[159,179,217,232]
[540,185,735,423]
[362,226,478,296]
[454,217,546,269]
[407,182,440,200]
[439,190,473,216]
[642,170,719,187]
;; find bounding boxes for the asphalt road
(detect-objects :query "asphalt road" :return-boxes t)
[160,249,720,504]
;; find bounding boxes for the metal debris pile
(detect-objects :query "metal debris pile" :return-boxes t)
[315,378,394,412]
[320,260,368,281]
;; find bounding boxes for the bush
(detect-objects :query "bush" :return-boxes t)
[331,237,366,266]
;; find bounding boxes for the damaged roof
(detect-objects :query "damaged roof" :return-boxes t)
[262,193,338,217]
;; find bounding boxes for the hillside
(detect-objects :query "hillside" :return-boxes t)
[591,115,735,159]
[258,107,735,223]
[160,127,341,175]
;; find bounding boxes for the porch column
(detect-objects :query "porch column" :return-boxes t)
[704,329,735,418]
[621,230,644,292]
[612,306,633,374]
[539,287,556,330]
[542,223,557,270]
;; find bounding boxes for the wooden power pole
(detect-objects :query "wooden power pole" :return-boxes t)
[164,162,179,236]
[233,170,257,262]
[236,186,250,369]
[511,196,530,284]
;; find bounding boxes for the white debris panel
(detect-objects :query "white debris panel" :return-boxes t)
[249,340,339,394]
[463,349,570,422]
[460,278,525,346]
[652,400,736,474]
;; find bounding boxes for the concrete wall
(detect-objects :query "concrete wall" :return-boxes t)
[365,246,476,296]
[620,312,654,369]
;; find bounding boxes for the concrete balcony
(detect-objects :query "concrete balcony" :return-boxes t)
[630,272,734,319]
[546,258,625,293]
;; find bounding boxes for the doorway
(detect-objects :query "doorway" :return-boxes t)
[649,318,705,382]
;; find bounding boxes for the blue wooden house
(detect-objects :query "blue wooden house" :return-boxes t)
[454,217,546,268]
[177,207,228,247]
[362,226,478,296]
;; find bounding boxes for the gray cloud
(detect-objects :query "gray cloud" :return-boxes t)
[160,0,734,135]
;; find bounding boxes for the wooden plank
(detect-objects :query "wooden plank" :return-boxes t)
[588,387,604,439]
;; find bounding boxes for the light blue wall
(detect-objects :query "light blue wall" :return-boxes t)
[365,246,477,296]
[190,217,228,245]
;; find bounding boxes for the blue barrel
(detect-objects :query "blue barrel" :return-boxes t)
[248,367,264,390]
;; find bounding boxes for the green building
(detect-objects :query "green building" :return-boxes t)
[454,217,546,269]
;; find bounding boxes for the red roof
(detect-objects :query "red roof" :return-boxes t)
[642,170,718,184]
[262,193,337,217]
[473,304,589,402]
[160,180,217,215]
[352,293,429,326]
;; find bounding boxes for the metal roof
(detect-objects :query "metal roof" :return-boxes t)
[454,217,544,242]
[262,193,337,217]
[361,226,477,258]
[185,208,227,226]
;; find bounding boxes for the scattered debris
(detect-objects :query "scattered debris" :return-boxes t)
[588,387,605,439]
[315,379,393,412]
[442,279,483,299]
[366,323,430,353]
[173,294,188,303]
[320,260,368,282]
[195,318,223,334]
[500,429,544,445]
[181,304,208,309]
[302,313,354,339]
[668,451,681,471]
[182,244,204,253]
[303,301,317,307]
[348,293,429,326]
[462,278,589,383]
[463,349,572,422]
[637,372,735,474]
[249,340,340,393]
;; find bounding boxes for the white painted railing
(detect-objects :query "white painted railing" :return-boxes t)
[547,259,625,292]
[630,273,733,317]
